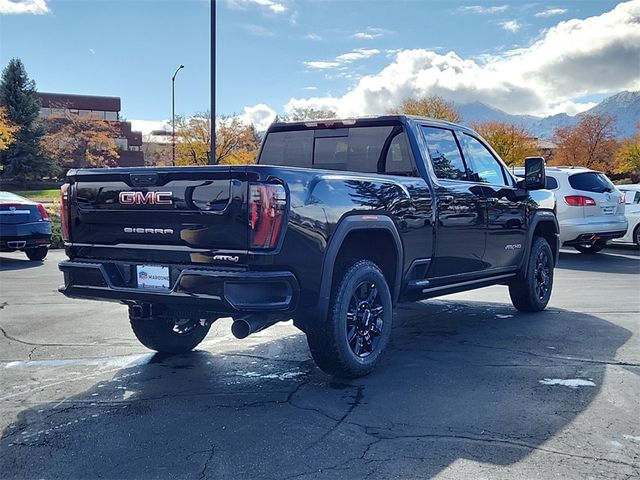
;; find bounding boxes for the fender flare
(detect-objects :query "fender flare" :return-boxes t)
[518,210,560,279]
[315,214,404,320]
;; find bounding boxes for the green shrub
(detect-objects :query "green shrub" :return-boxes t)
[46,202,64,249]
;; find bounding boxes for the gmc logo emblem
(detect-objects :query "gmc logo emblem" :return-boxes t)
[119,191,173,205]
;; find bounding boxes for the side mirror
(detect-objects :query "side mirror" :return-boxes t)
[524,156,546,190]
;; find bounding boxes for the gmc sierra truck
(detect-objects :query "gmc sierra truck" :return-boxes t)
[59,116,558,378]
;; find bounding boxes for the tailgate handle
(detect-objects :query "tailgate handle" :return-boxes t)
[130,173,159,187]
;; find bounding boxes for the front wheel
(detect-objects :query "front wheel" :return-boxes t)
[306,260,393,378]
[25,246,48,261]
[509,237,554,312]
[129,310,211,354]
[575,240,606,254]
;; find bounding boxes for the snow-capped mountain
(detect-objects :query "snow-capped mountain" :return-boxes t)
[458,91,640,140]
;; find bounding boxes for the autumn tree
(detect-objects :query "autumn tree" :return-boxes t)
[615,124,640,182]
[0,106,18,151]
[471,121,539,166]
[389,95,461,123]
[174,113,261,166]
[0,58,55,181]
[551,114,617,173]
[175,113,211,166]
[40,106,120,169]
[284,107,337,122]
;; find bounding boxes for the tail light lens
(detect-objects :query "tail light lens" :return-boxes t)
[619,194,625,204]
[249,183,286,249]
[564,195,596,206]
[60,183,70,241]
[36,203,49,221]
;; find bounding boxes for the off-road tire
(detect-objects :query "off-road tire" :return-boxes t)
[129,312,211,354]
[575,240,606,254]
[509,236,554,312]
[25,246,48,261]
[307,260,393,378]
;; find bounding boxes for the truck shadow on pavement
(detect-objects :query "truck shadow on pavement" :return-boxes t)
[0,300,637,479]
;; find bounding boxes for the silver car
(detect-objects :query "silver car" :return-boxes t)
[515,167,627,253]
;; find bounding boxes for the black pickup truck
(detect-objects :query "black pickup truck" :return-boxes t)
[59,116,558,377]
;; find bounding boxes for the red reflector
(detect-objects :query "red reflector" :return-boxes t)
[36,203,49,221]
[564,195,596,206]
[249,183,286,249]
[60,184,70,241]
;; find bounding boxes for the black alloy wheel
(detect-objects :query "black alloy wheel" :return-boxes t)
[534,249,551,301]
[346,282,385,358]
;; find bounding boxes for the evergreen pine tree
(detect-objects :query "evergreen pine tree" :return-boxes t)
[0,58,56,182]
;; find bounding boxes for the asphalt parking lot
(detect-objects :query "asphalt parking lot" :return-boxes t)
[0,247,638,479]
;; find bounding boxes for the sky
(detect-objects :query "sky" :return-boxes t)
[1,0,639,134]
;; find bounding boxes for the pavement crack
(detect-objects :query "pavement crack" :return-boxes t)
[312,385,365,446]
[27,346,37,361]
[0,326,95,348]
[197,445,215,480]
[0,302,7,310]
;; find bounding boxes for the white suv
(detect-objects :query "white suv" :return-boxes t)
[515,167,627,253]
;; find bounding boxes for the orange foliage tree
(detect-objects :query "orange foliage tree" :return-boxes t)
[551,114,617,173]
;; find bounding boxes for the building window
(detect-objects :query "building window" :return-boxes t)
[79,110,92,118]
[115,138,128,150]
[129,146,141,151]
[105,111,118,121]
[69,109,79,115]
[39,107,51,118]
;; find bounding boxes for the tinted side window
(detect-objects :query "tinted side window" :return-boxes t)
[421,127,467,180]
[568,172,615,193]
[384,132,416,175]
[259,130,313,167]
[546,176,558,189]
[462,134,507,186]
[622,191,640,204]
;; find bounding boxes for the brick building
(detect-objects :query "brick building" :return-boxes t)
[36,92,144,167]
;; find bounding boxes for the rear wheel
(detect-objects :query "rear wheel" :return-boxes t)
[306,260,393,378]
[25,246,48,261]
[509,236,554,312]
[634,225,640,248]
[575,240,606,254]
[129,310,211,354]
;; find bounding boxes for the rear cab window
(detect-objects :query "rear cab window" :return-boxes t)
[568,172,615,193]
[259,125,418,176]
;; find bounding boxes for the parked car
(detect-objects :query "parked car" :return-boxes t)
[613,184,640,247]
[0,191,52,261]
[514,166,626,254]
[59,116,558,378]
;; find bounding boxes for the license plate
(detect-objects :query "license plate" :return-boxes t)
[602,206,614,215]
[136,265,170,290]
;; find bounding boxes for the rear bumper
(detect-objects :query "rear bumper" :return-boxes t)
[59,260,299,314]
[560,218,628,245]
[0,222,52,251]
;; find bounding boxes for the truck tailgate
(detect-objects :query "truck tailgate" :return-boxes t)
[68,167,249,257]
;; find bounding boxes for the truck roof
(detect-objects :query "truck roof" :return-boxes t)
[268,114,475,134]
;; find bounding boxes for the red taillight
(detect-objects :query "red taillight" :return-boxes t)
[36,203,49,221]
[60,183,70,241]
[249,183,287,249]
[564,195,596,206]
[619,194,625,204]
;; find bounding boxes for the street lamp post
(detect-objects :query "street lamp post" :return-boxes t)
[172,64,184,166]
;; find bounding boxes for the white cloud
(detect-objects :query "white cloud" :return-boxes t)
[458,5,508,14]
[237,103,277,131]
[304,33,322,41]
[546,100,598,116]
[226,0,286,14]
[283,1,640,118]
[241,24,273,36]
[535,8,568,18]
[0,0,49,15]
[130,120,171,136]
[500,19,521,33]
[302,86,318,91]
[352,27,392,40]
[304,48,381,70]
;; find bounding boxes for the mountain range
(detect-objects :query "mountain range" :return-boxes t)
[457,91,640,141]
